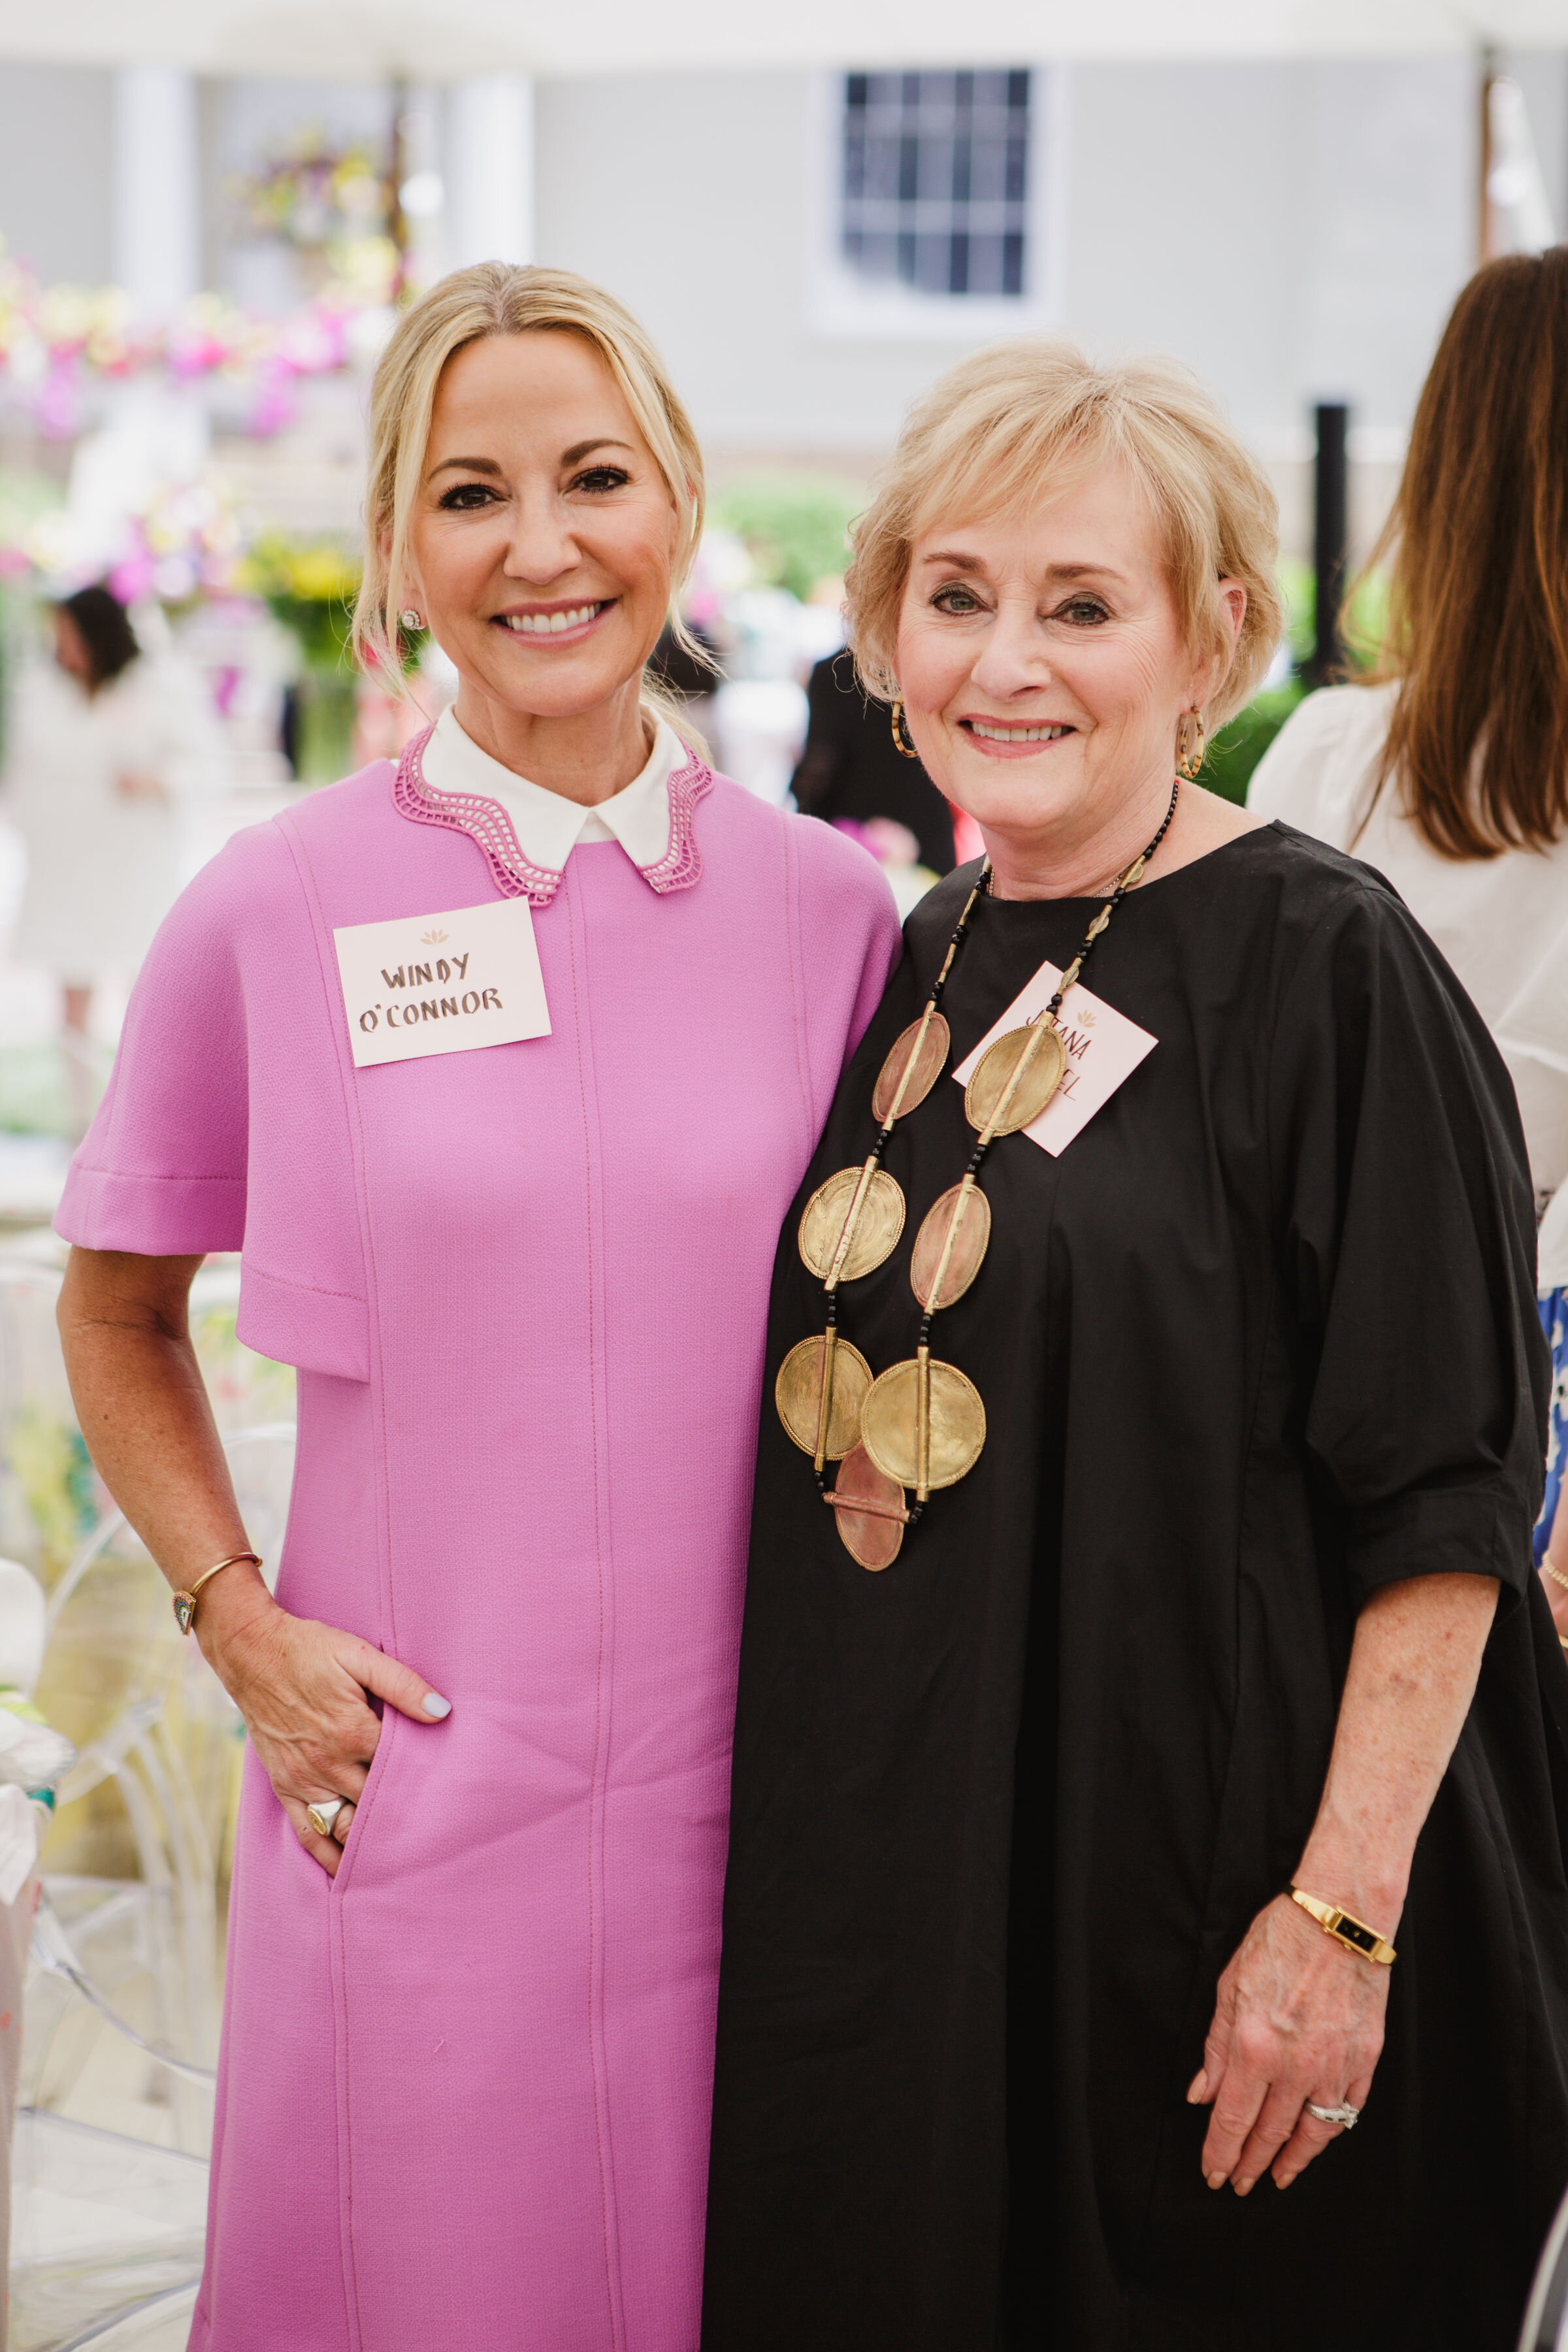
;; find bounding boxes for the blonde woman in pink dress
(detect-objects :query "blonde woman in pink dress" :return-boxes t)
[52,265,900,2351]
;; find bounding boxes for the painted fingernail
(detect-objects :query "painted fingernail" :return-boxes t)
[1207,2171,1227,2191]
[422,1693,451,1718]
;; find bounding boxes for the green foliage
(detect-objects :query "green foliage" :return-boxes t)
[1276,558,1389,679]
[240,532,359,672]
[711,474,863,602]
[8,1405,97,1580]
[239,532,363,782]
[1200,682,1306,807]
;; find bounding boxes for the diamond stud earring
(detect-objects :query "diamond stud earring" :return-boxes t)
[399,608,423,631]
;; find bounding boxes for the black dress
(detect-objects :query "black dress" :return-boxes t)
[791,651,957,874]
[703,824,1568,2352]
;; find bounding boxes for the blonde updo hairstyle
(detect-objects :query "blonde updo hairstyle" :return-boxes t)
[846,340,1282,740]
[354,262,706,719]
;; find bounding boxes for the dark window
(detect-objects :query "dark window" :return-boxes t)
[838,68,1032,300]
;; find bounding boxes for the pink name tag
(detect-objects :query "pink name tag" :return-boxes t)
[952,960,1156,1155]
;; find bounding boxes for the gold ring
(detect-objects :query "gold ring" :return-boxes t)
[306,1799,344,1837]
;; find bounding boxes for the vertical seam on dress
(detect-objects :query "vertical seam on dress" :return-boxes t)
[782,815,815,1155]
[276,796,403,2352]
[564,859,628,2351]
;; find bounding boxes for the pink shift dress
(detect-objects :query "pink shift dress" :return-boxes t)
[55,736,900,2352]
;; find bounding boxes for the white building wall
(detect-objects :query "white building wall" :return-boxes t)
[533,58,1493,462]
[0,63,113,284]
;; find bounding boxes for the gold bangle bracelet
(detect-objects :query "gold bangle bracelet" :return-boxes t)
[172,1550,261,1637]
[1289,1886,1397,1966]
[1542,1556,1568,1597]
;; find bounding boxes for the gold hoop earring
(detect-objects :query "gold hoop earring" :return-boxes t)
[1175,710,1206,780]
[890,697,920,760]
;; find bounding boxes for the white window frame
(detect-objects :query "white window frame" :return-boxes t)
[804,65,1069,344]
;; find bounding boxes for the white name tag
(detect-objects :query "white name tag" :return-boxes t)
[333,899,551,1068]
[953,959,1156,1155]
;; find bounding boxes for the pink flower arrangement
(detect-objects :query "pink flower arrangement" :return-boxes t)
[0,249,376,439]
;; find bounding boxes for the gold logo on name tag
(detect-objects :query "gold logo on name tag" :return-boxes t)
[419,928,448,945]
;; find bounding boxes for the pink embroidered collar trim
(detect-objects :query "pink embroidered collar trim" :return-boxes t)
[391,723,713,907]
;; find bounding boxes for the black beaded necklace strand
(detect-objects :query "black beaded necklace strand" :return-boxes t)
[776,777,1181,1570]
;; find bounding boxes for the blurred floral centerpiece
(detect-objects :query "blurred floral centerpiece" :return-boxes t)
[233,135,399,308]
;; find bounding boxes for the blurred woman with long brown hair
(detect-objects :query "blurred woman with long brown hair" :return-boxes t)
[1252,246,1568,1626]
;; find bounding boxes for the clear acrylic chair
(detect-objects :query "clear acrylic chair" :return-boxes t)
[1520,2185,1568,2350]
[12,1423,296,2351]
[9,2106,206,2352]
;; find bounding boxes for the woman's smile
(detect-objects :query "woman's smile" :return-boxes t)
[492,596,614,644]
[960,716,1075,755]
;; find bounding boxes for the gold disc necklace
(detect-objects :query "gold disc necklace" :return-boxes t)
[777,779,1179,1569]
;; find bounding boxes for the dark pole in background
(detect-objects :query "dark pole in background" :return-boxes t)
[1309,401,1348,688]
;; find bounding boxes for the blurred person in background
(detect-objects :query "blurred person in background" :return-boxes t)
[52,263,897,2352]
[792,645,956,875]
[1250,248,1568,1649]
[645,610,723,746]
[1,585,212,1128]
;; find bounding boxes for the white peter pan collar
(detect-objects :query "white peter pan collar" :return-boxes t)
[393,707,713,907]
[421,706,681,870]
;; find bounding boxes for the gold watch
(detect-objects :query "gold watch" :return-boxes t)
[1289,1886,1397,1966]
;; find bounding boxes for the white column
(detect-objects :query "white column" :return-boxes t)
[112,64,201,314]
[446,74,536,268]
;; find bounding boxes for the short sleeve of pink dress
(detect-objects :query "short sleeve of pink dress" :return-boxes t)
[56,755,900,2352]
[57,808,372,1379]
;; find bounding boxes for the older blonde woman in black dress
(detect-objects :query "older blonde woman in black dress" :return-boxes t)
[703,342,1568,2350]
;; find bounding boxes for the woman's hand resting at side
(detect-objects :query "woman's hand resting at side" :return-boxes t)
[197,1561,450,1879]
[1186,1571,1497,2197]
[1188,1892,1388,2193]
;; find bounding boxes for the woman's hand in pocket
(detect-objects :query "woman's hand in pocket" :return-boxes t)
[197,1565,451,1877]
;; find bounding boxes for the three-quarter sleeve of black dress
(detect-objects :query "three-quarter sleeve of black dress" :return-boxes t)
[1269,876,1548,1610]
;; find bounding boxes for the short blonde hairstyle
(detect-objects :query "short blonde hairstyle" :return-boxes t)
[353,263,705,693]
[847,340,1281,730]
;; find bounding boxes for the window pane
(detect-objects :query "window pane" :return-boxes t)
[1002,231,1025,297]
[919,135,955,201]
[968,133,1004,204]
[914,232,952,295]
[866,134,902,203]
[854,231,898,282]
[968,233,1002,296]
